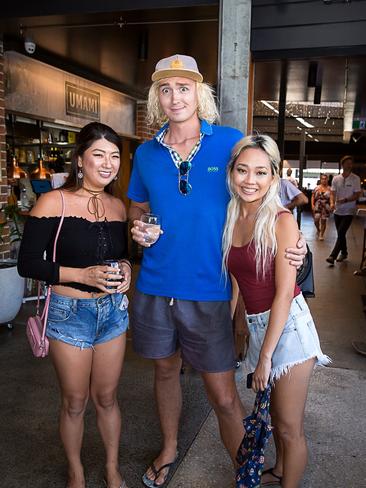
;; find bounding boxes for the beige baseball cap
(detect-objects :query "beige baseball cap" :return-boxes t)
[151,54,203,82]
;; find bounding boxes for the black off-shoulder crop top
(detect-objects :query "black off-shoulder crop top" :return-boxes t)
[18,216,129,293]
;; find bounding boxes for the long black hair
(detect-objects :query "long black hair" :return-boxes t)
[63,122,123,194]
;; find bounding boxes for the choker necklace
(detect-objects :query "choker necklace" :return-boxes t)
[82,187,105,220]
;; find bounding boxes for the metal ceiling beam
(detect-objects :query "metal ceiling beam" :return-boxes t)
[20,17,218,30]
[252,45,366,61]
[2,0,217,19]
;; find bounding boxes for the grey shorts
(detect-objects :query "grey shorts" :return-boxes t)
[130,290,236,373]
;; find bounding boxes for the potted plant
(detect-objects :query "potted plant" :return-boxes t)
[0,202,26,327]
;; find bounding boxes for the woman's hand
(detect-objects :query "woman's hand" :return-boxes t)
[252,357,271,392]
[130,219,163,247]
[116,261,132,294]
[80,265,124,294]
[285,233,307,268]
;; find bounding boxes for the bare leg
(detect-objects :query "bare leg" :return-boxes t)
[144,351,182,486]
[50,340,93,488]
[202,370,245,464]
[319,219,326,239]
[90,334,127,488]
[266,410,284,479]
[262,358,315,488]
[313,215,320,235]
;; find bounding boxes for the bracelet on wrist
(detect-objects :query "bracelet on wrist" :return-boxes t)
[120,259,132,269]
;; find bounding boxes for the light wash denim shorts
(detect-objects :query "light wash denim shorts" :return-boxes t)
[46,292,129,349]
[245,293,330,382]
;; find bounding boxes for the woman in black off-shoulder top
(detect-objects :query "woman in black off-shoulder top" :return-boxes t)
[18,122,132,488]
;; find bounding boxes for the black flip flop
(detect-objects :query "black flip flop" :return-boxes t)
[142,453,178,488]
[261,467,282,486]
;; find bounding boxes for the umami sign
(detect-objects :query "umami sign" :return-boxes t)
[65,82,100,120]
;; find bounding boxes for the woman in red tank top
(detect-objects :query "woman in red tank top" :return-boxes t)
[222,134,330,488]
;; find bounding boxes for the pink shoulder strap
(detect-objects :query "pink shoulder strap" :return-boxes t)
[38,190,66,339]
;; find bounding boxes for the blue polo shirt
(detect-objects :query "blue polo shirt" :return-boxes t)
[128,120,243,301]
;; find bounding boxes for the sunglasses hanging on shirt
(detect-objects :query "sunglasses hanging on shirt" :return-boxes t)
[178,160,192,195]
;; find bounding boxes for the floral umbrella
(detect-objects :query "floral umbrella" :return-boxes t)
[236,385,273,488]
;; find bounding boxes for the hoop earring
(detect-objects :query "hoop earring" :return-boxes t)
[77,168,83,179]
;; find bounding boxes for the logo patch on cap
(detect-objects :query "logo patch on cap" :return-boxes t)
[151,54,203,82]
[170,58,184,69]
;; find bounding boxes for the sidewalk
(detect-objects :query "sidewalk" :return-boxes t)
[170,367,366,488]
[169,212,366,488]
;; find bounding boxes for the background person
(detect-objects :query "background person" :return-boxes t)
[280,177,308,212]
[223,134,330,488]
[286,167,298,187]
[311,174,334,240]
[127,54,307,487]
[326,155,361,265]
[18,122,132,488]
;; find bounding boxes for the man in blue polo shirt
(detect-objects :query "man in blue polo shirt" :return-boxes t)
[128,54,305,487]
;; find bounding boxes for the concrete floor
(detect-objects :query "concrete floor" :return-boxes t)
[0,211,366,487]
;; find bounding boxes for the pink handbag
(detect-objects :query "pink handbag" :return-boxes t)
[26,191,65,358]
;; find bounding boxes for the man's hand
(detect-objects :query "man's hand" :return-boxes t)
[131,220,151,247]
[130,219,163,247]
[285,233,307,268]
[336,198,346,204]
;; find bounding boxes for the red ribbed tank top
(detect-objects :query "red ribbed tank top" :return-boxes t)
[228,227,301,314]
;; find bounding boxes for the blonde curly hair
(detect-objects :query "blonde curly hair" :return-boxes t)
[146,80,220,127]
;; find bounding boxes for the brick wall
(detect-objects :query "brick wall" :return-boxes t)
[0,40,10,261]
[136,101,160,141]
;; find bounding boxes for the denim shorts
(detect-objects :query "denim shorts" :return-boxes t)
[46,292,129,349]
[245,293,330,382]
[130,290,236,373]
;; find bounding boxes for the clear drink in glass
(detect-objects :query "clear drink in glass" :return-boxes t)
[141,213,161,244]
[103,260,123,290]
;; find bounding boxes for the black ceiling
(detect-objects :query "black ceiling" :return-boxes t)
[1,0,217,18]
[1,5,220,95]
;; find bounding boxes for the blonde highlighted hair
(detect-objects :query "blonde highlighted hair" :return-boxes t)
[146,80,219,127]
[222,134,284,279]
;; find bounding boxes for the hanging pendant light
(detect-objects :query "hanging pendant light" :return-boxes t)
[11,156,28,179]
[31,158,52,179]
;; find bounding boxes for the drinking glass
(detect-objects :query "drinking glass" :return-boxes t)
[141,213,161,244]
[103,260,123,290]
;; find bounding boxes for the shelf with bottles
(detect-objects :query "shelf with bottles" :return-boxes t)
[10,143,41,148]
[6,113,79,172]
[41,143,75,148]
[40,122,77,146]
